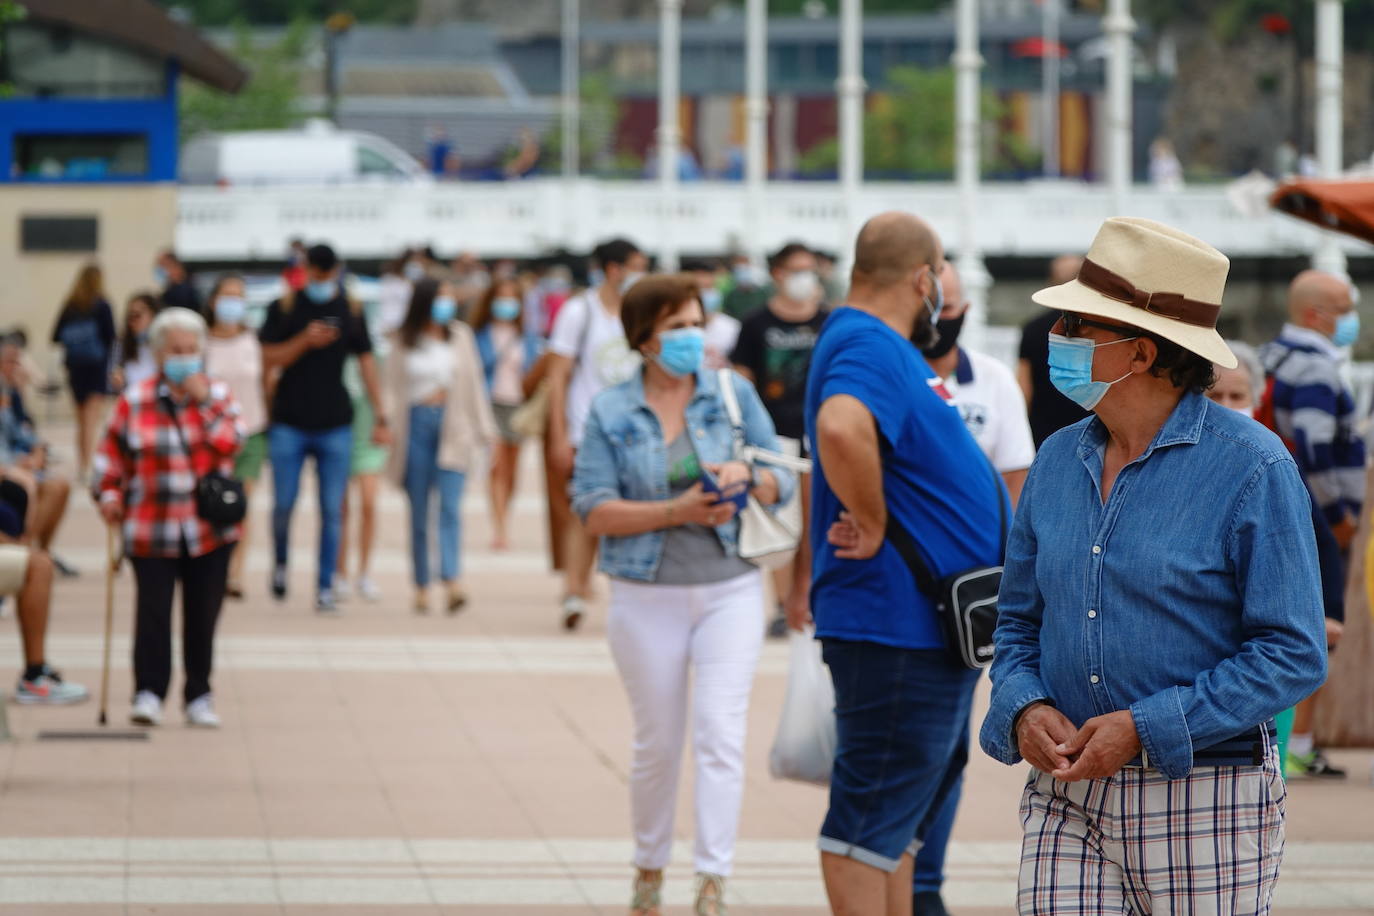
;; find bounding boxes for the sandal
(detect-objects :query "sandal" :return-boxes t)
[694,872,727,916]
[630,869,663,915]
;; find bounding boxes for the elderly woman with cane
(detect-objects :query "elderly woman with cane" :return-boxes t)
[93,307,242,729]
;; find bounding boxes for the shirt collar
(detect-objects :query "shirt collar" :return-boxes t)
[954,348,974,385]
[625,365,714,409]
[1279,322,1343,359]
[1078,389,1208,462]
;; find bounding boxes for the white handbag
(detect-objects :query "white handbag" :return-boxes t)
[716,369,813,569]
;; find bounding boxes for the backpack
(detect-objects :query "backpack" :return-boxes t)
[1255,348,1298,455]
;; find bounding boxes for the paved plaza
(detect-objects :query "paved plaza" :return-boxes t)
[0,439,1370,915]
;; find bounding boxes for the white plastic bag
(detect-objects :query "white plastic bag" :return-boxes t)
[769,628,838,786]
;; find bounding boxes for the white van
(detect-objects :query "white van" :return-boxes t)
[180,119,431,186]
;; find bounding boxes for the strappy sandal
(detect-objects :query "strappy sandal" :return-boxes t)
[630,869,663,915]
[694,872,727,916]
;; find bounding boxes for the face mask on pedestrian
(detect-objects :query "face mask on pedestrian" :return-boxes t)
[1333,312,1360,347]
[589,268,605,289]
[909,267,944,351]
[403,261,425,282]
[162,354,203,385]
[431,296,457,325]
[920,311,965,359]
[700,288,723,314]
[650,327,705,377]
[1046,333,1139,410]
[153,267,168,287]
[783,269,820,303]
[620,270,646,295]
[305,280,335,304]
[733,264,757,287]
[1226,404,1256,419]
[214,296,246,327]
[491,297,521,322]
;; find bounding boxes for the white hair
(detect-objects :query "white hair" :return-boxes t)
[1224,340,1265,404]
[148,307,206,353]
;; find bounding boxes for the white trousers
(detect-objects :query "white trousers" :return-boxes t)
[607,570,765,876]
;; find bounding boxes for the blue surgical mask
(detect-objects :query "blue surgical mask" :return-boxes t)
[651,327,705,377]
[733,264,756,286]
[1333,312,1360,347]
[214,296,246,326]
[589,268,605,289]
[491,297,521,322]
[162,354,203,385]
[1046,332,1138,410]
[153,267,168,287]
[305,281,336,304]
[700,288,723,313]
[431,296,457,325]
[403,261,425,282]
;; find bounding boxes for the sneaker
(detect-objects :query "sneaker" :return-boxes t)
[185,694,221,729]
[51,554,80,579]
[271,565,288,600]
[766,611,789,639]
[414,589,430,615]
[357,576,381,602]
[315,590,339,614]
[561,595,586,631]
[913,890,952,916]
[333,578,352,601]
[130,690,163,725]
[1288,748,1347,779]
[14,666,89,705]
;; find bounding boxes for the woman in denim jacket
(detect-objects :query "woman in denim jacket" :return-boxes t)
[573,274,794,916]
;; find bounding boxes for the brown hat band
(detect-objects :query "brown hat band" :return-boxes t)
[1077,259,1221,330]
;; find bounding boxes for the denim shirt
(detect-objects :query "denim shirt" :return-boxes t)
[572,367,795,582]
[979,391,1327,779]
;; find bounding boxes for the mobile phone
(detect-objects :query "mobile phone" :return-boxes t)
[701,467,750,512]
[320,316,342,330]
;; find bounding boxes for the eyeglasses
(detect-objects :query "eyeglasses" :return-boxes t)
[1060,312,1138,340]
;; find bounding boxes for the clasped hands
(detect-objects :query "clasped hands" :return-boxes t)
[1016,703,1142,782]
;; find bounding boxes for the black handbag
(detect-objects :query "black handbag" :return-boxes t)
[884,457,1008,670]
[161,395,247,526]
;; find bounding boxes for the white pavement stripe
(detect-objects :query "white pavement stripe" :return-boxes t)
[55,545,556,575]
[0,838,1364,907]
[3,635,795,676]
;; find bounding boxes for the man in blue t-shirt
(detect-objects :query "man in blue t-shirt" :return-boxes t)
[805,211,1005,913]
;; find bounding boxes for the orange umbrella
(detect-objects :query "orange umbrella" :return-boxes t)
[1270,178,1374,246]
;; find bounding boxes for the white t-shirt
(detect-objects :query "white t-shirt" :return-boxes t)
[403,336,455,405]
[704,313,741,370]
[548,289,641,447]
[939,348,1035,473]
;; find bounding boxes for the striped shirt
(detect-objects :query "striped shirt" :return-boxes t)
[1259,324,1366,527]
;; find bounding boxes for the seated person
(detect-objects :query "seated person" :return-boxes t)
[0,341,74,574]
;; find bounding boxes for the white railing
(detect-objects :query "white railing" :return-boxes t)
[175,178,1366,262]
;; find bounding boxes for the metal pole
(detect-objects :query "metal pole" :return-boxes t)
[561,0,579,181]
[1313,0,1347,276]
[1042,0,1060,178]
[838,0,864,258]
[745,0,768,271]
[955,0,991,351]
[658,0,682,271]
[1104,0,1134,214]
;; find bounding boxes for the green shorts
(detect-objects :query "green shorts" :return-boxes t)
[350,397,389,476]
[234,431,268,482]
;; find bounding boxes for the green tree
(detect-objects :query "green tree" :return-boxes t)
[179,20,307,141]
[159,0,416,26]
[0,0,28,98]
[540,72,630,175]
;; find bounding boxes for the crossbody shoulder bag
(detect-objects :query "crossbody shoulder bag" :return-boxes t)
[160,395,247,526]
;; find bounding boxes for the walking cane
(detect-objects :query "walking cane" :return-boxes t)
[98,523,118,726]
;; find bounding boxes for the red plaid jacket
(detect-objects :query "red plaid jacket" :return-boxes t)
[93,377,243,558]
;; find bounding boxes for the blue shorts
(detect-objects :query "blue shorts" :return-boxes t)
[818,639,981,873]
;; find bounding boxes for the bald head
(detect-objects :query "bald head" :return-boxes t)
[851,211,941,290]
[1049,254,1084,286]
[1288,270,1353,322]
[939,261,966,316]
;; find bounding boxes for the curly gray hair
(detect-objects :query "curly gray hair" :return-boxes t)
[148,307,206,353]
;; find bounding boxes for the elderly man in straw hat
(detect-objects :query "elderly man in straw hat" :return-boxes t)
[980,217,1328,914]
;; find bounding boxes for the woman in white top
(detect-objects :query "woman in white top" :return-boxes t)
[384,278,497,613]
[203,274,267,599]
[110,292,160,393]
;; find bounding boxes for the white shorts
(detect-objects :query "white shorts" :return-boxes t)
[0,544,29,596]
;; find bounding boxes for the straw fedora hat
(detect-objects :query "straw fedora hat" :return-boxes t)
[1032,217,1237,369]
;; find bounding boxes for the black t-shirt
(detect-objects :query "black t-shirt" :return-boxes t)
[729,304,827,442]
[1018,309,1088,448]
[161,281,202,313]
[258,290,372,430]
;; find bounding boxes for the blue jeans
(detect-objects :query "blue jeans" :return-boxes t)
[404,404,466,587]
[912,685,976,894]
[819,640,981,873]
[268,423,353,593]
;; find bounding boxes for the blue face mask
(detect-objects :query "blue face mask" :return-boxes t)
[1046,332,1137,410]
[153,267,168,287]
[431,296,457,325]
[1333,312,1360,347]
[305,281,336,304]
[491,297,521,322]
[651,327,705,378]
[162,354,203,385]
[700,288,723,313]
[215,296,247,326]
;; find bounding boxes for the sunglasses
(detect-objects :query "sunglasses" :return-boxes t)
[1060,312,1138,339]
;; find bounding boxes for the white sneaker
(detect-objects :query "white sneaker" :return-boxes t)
[185,694,221,729]
[357,575,381,602]
[130,690,163,726]
[333,579,352,601]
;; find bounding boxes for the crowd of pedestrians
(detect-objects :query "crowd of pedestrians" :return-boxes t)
[0,208,1362,915]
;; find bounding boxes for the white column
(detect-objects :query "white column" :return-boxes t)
[1104,0,1134,215]
[744,0,768,270]
[955,0,991,351]
[560,0,580,247]
[658,0,682,271]
[837,0,864,259]
[1041,0,1060,178]
[1313,0,1347,276]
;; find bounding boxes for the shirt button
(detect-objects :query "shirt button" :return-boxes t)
[1088,609,1097,619]
[1092,545,1102,555]
[695,429,705,438]
[1090,674,1100,684]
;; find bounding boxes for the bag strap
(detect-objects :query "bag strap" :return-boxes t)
[158,394,202,477]
[716,368,746,459]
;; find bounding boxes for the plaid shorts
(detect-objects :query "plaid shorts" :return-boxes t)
[1017,749,1286,915]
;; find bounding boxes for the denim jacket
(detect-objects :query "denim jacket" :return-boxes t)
[572,367,796,582]
[979,391,1328,779]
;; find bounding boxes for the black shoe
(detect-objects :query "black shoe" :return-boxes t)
[766,612,789,639]
[51,554,79,578]
[1301,748,1348,779]
[913,890,951,916]
[271,565,287,600]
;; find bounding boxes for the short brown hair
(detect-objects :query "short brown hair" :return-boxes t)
[620,274,701,350]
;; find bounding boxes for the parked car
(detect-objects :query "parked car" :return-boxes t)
[180,120,431,186]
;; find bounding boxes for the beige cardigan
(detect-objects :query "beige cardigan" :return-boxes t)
[384,322,498,485]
